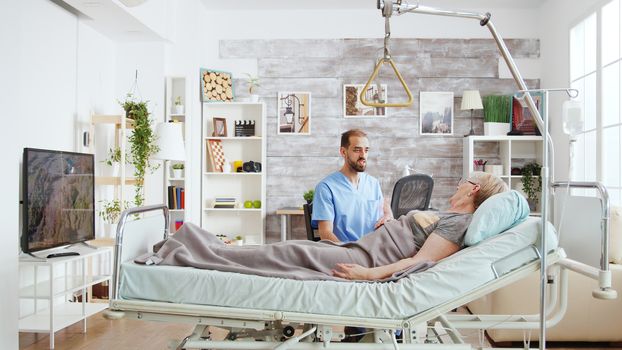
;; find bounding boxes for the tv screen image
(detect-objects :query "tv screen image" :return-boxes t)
[22,148,95,253]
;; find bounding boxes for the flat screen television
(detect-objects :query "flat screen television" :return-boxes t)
[22,148,95,253]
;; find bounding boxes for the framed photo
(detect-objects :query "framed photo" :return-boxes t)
[212,117,227,137]
[510,92,543,136]
[420,91,454,135]
[277,92,311,135]
[206,139,225,172]
[343,84,387,118]
[200,68,233,102]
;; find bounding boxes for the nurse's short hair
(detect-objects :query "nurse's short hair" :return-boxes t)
[471,171,509,208]
[341,129,368,148]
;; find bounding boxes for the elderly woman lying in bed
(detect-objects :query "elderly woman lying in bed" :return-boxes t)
[137,172,508,281]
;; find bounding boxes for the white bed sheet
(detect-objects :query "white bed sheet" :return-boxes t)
[118,217,557,320]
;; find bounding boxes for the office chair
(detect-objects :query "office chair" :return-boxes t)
[390,174,434,219]
[303,203,321,241]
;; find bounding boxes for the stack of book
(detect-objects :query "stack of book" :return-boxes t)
[213,197,237,209]
[167,186,185,209]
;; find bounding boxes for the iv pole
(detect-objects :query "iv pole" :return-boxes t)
[367,1,552,348]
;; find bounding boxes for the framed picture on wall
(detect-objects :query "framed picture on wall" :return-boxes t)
[420,91,454,135]
[277,92,311,135]
[509,91,543,136]
[343,84,388,118]
[200,68,234,102]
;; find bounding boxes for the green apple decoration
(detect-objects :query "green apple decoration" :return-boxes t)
[244,200,253,208]
[252,200,261,208]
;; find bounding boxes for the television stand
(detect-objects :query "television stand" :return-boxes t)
[68,241,98,250]
[19,245,112,349]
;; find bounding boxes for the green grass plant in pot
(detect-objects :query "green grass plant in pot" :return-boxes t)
[482,95,511,136]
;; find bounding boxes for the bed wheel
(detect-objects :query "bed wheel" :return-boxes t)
[283,326,295,337]
[227,333,237,341]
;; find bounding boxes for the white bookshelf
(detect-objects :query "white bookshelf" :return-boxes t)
[463,135,543,211]
[201,102,266,244]
[164,76,187,233]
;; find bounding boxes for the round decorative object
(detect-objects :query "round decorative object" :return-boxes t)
[244,200,253,208]
[252,200,262,209]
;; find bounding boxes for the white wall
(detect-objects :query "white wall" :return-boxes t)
[539,0,605,181]
[0,0,22,346]
[2,1,117,347]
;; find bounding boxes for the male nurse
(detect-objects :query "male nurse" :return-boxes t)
[312,129,393,242]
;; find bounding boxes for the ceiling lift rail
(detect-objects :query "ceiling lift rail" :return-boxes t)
[370,2,553,349]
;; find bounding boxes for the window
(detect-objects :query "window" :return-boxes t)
[570,1,622,206]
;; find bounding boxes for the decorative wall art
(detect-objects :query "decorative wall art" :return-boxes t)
[277,92,311,135]
[420,91,454,135]
[343,84,388,118]
[509,91,543,136]
[201,68,233,102]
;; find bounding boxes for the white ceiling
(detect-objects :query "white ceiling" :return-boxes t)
[57,0,165,41]
[200,0,545,11]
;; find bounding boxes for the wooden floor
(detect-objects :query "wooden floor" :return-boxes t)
[19,312,622,350]
[19,313,195,350]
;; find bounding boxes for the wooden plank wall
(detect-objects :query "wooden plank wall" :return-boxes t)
[219,38,540,242]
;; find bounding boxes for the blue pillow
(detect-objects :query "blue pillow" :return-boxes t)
[465,190,530,246]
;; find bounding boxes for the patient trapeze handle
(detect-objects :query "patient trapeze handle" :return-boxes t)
[360,9,414,108]
[360,58,414,108]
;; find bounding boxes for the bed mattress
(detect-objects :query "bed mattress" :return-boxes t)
[118,217,558,319]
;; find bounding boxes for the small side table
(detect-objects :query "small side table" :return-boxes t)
[276,207,304,241]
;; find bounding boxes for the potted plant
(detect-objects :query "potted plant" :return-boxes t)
[120,93,160,207]
[482,95,511,136]
[303,189,315,205]
[98,199,129,238]
[233,235,244,245]
[101,147,121,176]
[521,162,542,211]
[174,96,184,115]
[244,73,260,102]
[171,163,184,178]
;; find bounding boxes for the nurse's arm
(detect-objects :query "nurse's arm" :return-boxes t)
[317,220,341,242]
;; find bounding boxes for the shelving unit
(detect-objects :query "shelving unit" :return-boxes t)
[90,112,135,238]
[164,76,187,233]
[201,102,266,245]
[19,246,112,349]
[463,135,543,211]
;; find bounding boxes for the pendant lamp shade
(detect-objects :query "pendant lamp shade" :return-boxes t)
[153,122,185,161]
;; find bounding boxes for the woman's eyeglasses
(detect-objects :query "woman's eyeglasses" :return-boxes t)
[458,178,479,187]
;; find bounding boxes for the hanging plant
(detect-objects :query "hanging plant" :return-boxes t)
[119,93,160,207]
[521,162,542,208]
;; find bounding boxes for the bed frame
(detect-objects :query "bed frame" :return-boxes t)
[105,203,588,350]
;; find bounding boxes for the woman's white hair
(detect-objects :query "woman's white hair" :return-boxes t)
[470,171,509,208]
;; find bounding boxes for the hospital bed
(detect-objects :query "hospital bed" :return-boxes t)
[105,1,618,348]
[104,202,583,350]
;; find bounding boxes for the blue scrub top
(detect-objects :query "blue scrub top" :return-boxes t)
[312,171,383,242]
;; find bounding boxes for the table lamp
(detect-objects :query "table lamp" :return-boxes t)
[461,90,483,137]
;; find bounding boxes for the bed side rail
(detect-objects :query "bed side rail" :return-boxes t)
[552,181,617,299]
[110,204,169,302]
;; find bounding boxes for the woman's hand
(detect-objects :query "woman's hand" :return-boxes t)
[332,263,372,280]
[374,215,392,229]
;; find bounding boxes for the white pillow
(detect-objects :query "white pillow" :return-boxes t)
[610,206,622,264]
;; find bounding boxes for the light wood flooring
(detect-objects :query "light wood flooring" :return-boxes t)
[19,312,622,350]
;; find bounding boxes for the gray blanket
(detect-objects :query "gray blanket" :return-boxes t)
[135,219,434,282]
